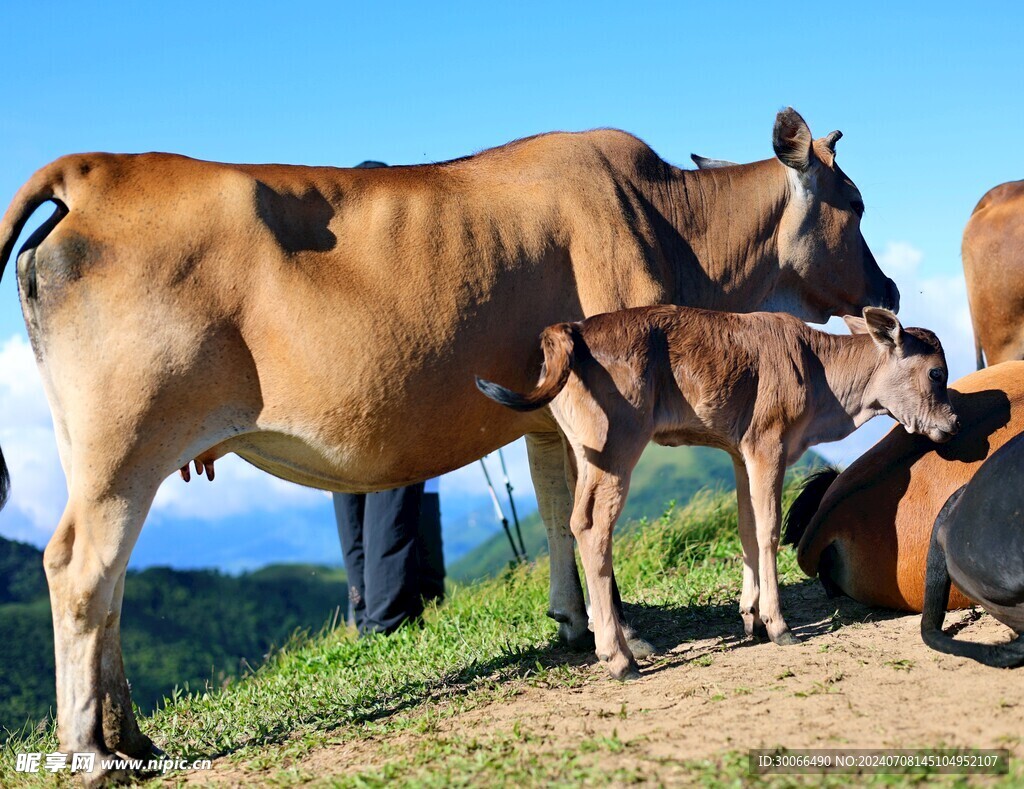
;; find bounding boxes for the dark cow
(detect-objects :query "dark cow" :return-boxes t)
[922,431,1024,666]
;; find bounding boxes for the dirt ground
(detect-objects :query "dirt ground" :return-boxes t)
[187,582,1024,784]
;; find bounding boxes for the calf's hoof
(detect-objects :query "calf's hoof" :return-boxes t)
[771,629,801,646]
[601,653,641,681]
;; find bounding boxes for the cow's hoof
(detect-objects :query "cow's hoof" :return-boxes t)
[747,622,770,642]
[115,733,162,761]
[548,610,594,651]
[772,630,801,646]
[75,761,131,788]
[563,626,596,652]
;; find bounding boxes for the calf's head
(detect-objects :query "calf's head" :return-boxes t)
[768,108,899,323]
[845,308,959,443]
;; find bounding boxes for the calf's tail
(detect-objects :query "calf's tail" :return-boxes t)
[921,487,1024,667]
[476,323,576,412]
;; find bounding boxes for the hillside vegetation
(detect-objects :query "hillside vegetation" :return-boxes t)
[6,477,1009,787]
[451,444,824,582]
[0,538,347,737]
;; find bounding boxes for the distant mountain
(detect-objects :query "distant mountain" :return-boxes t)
[0,535,348,738]
[450,445,825,582]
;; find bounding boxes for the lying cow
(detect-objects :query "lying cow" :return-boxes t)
[0,108,897,779]
[922,431,1024,666]
[963,180,1024,367]
[476,306,957,679]
[785,362,1024,611]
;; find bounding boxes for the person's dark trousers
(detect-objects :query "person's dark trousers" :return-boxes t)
[334,483,427,635]
[418,492,445,605]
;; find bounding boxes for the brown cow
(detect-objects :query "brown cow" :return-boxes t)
[785,361,1024,611]
[477,306,957,679]
[0,109,896,781]
[963,180,1024,368]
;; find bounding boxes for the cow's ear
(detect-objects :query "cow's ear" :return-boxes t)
[690,154,739,170]
[864,307,906,353]
[773,107,814,172]
[843,315,869,335]
[822,130,842,153]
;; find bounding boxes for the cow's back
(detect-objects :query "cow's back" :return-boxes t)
[18,133,684,488]
[963,181,1024,366]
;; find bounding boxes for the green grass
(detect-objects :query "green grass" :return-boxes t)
[1,479,1018,787]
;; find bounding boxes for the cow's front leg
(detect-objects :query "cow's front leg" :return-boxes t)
[744,446,799,645]
[526,431,590,648]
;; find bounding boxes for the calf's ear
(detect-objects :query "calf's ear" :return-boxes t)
[773,107,814,172]
[843,315,869,335]
[863,307,905,353]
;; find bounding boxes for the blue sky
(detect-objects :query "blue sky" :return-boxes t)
[1,2,1022,568]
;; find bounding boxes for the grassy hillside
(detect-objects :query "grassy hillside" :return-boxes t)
[0,538,347,737]
[4,477,1013,787]
[451,445,825,582]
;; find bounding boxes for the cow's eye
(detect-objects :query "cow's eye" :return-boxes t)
[929,368,945,383]
[850,199,865,218]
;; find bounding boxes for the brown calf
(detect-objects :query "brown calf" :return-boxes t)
[477,306,958,679]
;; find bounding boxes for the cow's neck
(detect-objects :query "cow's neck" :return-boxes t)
[802,331,888,443]
[651,159,789,311]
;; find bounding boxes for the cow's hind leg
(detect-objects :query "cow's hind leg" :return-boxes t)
[526,431,590,648]
[921,488,1024,667]
[45,484,157,784]
[101,570,161,759]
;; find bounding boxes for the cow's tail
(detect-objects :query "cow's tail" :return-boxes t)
[0,158,74,510]
[783,467,839,548]
[476,323,576,412]
[921,487,1024,667]
[0,159,72,283]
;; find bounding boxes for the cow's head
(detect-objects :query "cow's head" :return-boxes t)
[770,108,898,322]
[696,109,899,323]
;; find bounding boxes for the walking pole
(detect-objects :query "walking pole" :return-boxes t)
[497,448,528,560]
[479,457,523,564]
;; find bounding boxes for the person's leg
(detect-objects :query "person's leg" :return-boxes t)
[362,483,426,634]
[418,490,446,605]
[334,492,367,630]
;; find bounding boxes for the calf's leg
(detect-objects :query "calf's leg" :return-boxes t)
[733,459,767,640]
[745,449,798,645]
[570,456,637,680]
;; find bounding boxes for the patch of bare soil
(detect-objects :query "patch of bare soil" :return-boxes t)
[189,582,1024,784]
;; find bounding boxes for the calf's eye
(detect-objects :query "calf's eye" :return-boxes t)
[929,368,945,383]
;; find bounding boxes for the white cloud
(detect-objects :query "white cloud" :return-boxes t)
[817,240,975,467]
